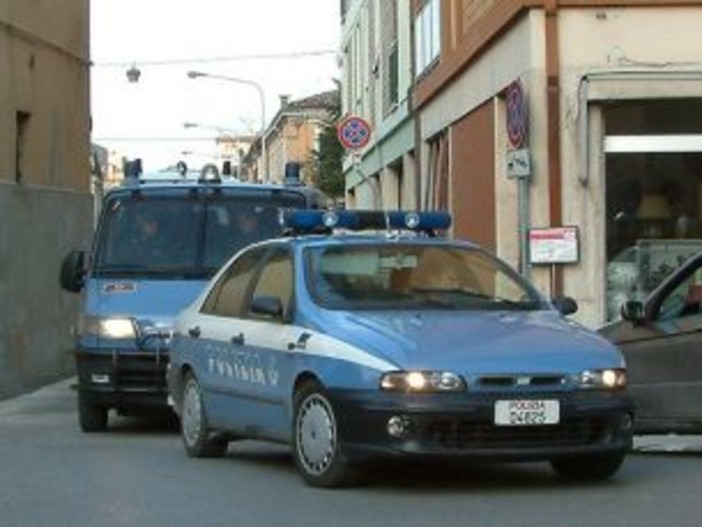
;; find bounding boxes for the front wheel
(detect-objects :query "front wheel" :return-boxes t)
[292,381,356,488]
[180,373,227,458]
[551,452,626,481]
[78,392,108,433]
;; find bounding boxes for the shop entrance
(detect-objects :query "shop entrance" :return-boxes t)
[604,99,702,320]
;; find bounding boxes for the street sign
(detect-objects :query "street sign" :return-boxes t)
[506,148,531,178]
[337,115,372,150]
[529,226,580,265]
[506,80,528,149]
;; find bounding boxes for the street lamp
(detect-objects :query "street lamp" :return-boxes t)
[187,70,267,181]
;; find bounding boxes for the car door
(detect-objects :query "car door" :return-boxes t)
[188,246,268,433]
[238,245,300,441]
[617,258,702,431]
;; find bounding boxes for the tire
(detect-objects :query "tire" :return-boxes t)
[78,393,108,433]
[292,381,356,488]
[180,373,228,458]
[551,452,626,481]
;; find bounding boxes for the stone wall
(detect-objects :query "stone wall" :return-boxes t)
[0,183,93,399]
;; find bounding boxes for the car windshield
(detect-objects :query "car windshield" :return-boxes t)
[306,243,545,311]
[93,190,306,278]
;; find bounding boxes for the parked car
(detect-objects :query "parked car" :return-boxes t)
[167,210,633,487]
[600,250,702,434]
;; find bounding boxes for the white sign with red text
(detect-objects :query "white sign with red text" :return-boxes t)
[529,226,579,265]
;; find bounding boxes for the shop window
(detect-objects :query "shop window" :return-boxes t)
[604,99,702,320]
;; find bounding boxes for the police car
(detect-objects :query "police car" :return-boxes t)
[167,210,633,487]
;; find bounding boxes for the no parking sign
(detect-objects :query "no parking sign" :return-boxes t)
[337,115,372,150]
[506,80,528,149]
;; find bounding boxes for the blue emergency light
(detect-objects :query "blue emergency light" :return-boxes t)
[280,209,451,234]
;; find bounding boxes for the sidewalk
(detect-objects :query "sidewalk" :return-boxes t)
[634,434,702,453]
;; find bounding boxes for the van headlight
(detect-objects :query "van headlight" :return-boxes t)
[573,368,627,389]
[380,371,467,392]
[78,315,137,340]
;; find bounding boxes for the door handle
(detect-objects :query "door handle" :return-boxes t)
[188,326,201,338]
[231,332,245,346]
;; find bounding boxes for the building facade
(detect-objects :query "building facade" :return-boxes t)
[341,0,418,210]
[257,91,340,184]
[342,0,702,328]
[0,1,92,397]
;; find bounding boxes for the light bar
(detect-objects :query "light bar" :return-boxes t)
[280,209,451,234]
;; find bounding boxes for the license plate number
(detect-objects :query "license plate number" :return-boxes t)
[494,399,560,426]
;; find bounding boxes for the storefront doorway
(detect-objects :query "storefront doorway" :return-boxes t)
[604,99,702,320]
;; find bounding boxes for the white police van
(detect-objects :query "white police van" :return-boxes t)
[60,162,325,432]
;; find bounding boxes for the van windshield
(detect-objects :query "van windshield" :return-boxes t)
[93,189,306,279]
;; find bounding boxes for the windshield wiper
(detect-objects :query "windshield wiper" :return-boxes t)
[96,264,207,279]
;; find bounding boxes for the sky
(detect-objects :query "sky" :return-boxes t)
[90,0,341,171]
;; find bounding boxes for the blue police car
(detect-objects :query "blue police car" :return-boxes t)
[167,210,633,487]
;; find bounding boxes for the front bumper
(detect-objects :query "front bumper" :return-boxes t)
[329,389,634,462]
[75,347,169,410]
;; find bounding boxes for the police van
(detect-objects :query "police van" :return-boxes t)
[60,162,325,432]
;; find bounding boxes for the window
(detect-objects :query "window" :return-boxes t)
[307,244,542,311]
[202,248,266,317]
[250,248,294,320]
[415,0,441,76]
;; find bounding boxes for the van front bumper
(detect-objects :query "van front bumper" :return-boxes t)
[75,348,169,410]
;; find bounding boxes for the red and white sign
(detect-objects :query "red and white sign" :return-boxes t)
[529,226,579,264]
[337,115,372,150]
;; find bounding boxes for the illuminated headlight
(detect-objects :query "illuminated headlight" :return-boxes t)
[574,369,627,389]
[380,371,467,392]
[78,315,137,340]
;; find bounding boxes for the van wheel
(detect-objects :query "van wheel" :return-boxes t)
[180,373,227,458]
[292,381,356,488]
[551,452,626,481]
[78,393,108,433]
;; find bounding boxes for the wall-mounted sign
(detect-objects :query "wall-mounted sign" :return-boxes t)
[529,226,580,265]
[506,148,531,178]
[506,80,528,149]
[337,115,372,150]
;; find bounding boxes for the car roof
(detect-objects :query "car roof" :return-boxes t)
[268,232,481,251]
[103,178,320,200]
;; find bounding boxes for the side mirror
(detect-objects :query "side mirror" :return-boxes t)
[552,295,578,316]
[60,250,86,293]
[620,300,645,324]
[250,295,284,319]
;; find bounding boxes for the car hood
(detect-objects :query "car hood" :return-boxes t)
[85,278,207,331]
[312,310,623,374]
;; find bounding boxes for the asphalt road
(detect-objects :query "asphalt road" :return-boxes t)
[2,379,702,527]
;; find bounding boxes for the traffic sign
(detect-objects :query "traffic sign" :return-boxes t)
[337,115,371,150]
[506,80,528,149]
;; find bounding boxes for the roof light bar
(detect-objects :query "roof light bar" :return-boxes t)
[280,210,451,234]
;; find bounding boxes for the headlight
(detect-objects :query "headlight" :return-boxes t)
[573,368,627,389]
[380,371,467,392]
[78,315,137,340]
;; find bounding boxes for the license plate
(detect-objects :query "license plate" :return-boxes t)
[494,399,560,426]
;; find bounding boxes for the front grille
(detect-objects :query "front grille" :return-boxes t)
[115,354,168,390]
[477,375,565,388]
[420,418,608,450]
